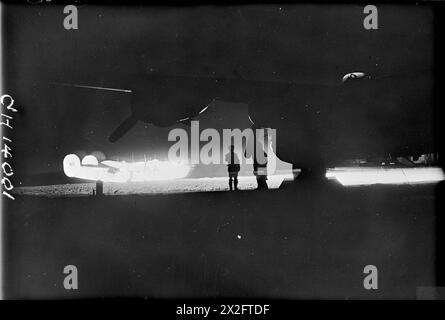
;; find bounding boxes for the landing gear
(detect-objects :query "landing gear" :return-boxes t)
[293,162,327,182]
[298,166,326,181]
[279,163,326,190]
[95,180,104,196]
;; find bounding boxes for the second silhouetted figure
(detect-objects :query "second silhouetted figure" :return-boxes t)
[225,144,240,191]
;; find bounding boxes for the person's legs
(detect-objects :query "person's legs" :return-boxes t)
[255,166,268,190]
[256,175,268,189]
[234,173,239,191]
[229,175,233,191]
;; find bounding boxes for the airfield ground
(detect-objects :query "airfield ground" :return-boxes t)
[3,181,440,299]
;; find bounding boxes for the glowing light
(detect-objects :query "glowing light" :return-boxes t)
[81,155,99,166]
[63,154,81,178]
[64,154,191,183]
[64,154,130,182]
[326,167,445,186]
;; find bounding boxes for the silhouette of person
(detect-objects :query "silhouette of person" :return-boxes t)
[253,147,268,190]
[245,128,269,190]
[225,144,240,191]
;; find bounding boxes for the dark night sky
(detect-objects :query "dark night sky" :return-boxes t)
[3,4,434,178]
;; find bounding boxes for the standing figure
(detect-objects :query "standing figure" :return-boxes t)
[246,128,269,190]
[225,145,240,191]
[253,148,268,190]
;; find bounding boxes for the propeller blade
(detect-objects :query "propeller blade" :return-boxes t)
[109,115,138,143]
